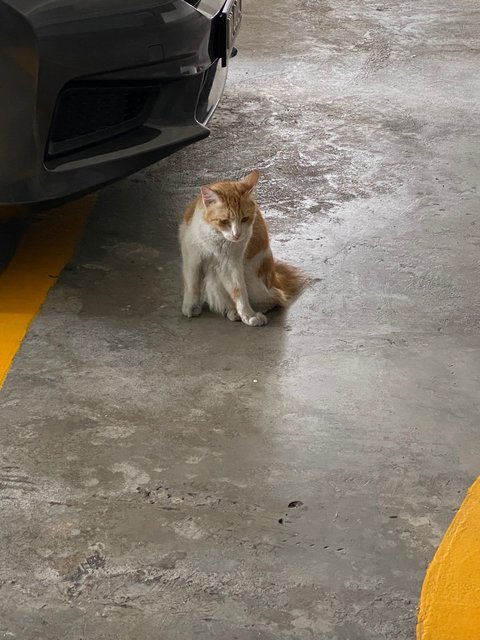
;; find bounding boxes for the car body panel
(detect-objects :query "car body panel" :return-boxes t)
[0,0,237,203]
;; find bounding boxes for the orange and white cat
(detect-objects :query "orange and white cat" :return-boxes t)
[179,170,305,327]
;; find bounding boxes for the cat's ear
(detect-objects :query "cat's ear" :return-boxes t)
[201,186,221,207]
[243,169,261,193]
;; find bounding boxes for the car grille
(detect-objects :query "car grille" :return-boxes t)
[47,83,157,158]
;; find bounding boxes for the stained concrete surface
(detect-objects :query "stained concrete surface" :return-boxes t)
[1,1,480,638]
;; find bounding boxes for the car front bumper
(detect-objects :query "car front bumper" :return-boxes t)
[0,0,237,204]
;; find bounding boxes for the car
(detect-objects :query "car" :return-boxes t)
[0,0,242,204]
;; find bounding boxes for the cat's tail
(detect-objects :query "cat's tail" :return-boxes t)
[273,261,308,307]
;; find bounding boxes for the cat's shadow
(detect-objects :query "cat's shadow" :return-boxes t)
[27,175,293,462]
[71,178,292,346]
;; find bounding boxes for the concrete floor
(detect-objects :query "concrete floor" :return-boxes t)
[1,1,480,638]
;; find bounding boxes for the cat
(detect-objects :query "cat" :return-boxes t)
[179,170,305,327]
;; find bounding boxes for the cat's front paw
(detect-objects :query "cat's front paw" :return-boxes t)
[242,312,268,327]
[226,309,240,322]
[182,302,202,318]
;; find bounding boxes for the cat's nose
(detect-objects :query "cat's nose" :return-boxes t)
[232,231,241,240]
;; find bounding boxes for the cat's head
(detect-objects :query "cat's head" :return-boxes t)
[200,170,260,243]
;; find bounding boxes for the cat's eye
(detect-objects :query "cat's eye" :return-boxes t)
[220,219,229,225]
[241,216,249,223]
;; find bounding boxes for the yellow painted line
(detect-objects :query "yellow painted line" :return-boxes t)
[417,476,480,640]
[0,194,97,388]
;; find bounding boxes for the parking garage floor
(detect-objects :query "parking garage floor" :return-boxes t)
[1,1,479,638]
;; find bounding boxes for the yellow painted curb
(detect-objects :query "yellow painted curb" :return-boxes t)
[0,194,97,388]
[417,476,480,640]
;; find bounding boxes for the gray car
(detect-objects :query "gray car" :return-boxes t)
[0,0,242,204]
